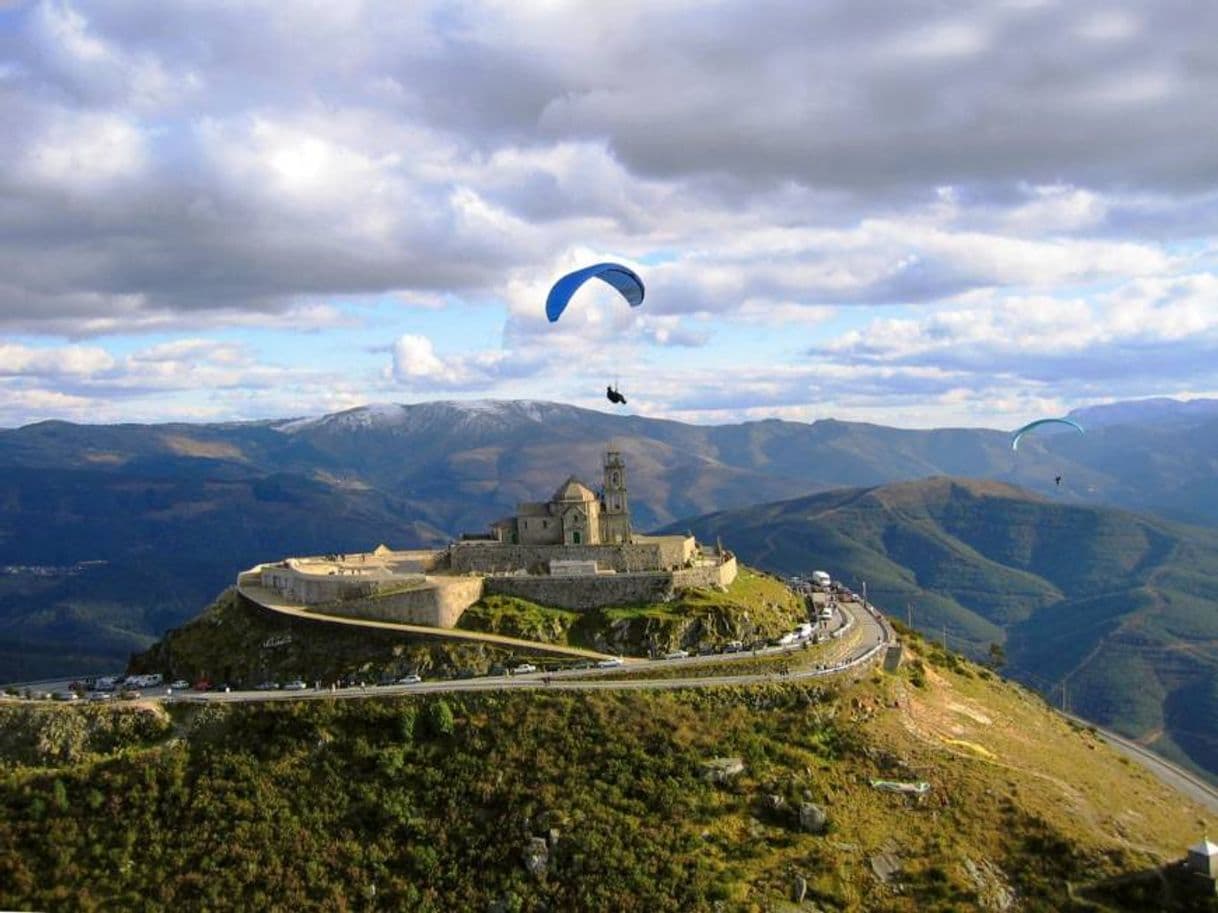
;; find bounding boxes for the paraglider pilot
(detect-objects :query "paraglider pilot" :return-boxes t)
[606,385,627,405]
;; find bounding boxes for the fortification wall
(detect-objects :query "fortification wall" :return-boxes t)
[314,577,485,628]
[259,565,428,604]
[485,573,675,611]
[672,554,738,590]
[449,536,694,575]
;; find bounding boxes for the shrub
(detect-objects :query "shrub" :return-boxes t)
[426,700,455,738]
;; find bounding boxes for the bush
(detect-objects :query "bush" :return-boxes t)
[426,700,454,737]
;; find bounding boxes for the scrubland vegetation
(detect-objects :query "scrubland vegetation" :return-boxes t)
[3,634,1214,912]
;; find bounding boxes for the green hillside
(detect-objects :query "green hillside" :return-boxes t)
[673,478,1218,781]
[2,637,1215,912]
[130,565,807,685]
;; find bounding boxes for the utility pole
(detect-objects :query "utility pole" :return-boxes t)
[906,602,913,629]
[941,624,947,651]
[1062,679,1068,713]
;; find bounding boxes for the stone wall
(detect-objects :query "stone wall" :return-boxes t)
[449,535,694,575]
[315,577,485,628]
[259,564,428,604]
[672,553,738,590]
[486,572,676,611]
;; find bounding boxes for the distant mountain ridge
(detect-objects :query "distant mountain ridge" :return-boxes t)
[667,476,1218,781]
[2,395,1218,680]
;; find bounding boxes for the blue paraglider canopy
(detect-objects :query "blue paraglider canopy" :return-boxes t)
[545,263,645,323]
[1010,417,1084,451]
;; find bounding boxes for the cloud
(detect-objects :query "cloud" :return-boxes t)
[813,273,1218,387]
[389,333,545,391]
[2,0,1218,429]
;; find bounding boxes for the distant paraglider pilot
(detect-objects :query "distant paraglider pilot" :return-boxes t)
[1055,475,1062,487]
[606,385,627,405]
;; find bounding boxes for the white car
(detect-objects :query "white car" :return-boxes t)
[511,663,538,675]
[395,674,422,685]
[170,679,189,690]
[596,657,624,669]
[254,681,280,690]
[663,650,691,660]
[283,680,308,691]
[88,691,112,701]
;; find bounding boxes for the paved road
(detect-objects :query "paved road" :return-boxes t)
[162,598,887,704]
[0,599,872,699]
[10,594,1212,820]
[1062,711,1218,815]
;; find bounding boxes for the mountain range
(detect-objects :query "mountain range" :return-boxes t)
[2,396,1217,685]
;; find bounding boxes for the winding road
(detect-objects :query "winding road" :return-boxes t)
[8,594,1216,817]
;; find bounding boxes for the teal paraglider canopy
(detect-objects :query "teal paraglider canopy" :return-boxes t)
[545,263,645,323]
[1010,418,1084,451]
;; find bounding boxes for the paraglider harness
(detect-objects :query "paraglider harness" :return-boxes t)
[606,384,627,405]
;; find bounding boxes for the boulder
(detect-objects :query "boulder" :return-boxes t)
[701,757,745,784]
[522,837,549,878]
[798,802,828,834]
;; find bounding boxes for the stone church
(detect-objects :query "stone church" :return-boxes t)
[489,451,632,546]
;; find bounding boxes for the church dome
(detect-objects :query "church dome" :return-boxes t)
[552,476,597,503]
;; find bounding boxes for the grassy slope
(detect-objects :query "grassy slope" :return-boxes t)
[676,478,1218,780]
[128,589,570,686]
[2,640,1215,912]
[457,567,808,655]
[133,565,808,686]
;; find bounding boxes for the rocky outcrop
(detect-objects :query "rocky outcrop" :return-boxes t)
[701,757,746,783]
[522,837,549,878]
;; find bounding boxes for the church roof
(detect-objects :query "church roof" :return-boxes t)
[1191,839,1218,857]
[552,476,597,503]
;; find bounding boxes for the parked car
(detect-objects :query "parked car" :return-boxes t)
[52,690,79,701]
[88,691,112,702]
[283,680,308,691]
[663,650,691,660]
[169,680,189,690]
[255,681,280,690]
[118,689,141,700]
[724,640,745,653]
[192,679,212,692]
[395,674,422,685]
[596,657,624,669]
[511,663,538,675]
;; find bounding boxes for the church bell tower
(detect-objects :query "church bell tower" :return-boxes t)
[602,450,632,544]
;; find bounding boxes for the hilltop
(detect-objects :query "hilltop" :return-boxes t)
[2,632,1215,912]
[670,477,1218,782]
[5,396,1218,677]
[128,565,808,685]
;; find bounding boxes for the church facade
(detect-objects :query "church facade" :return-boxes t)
[489,451,632,546]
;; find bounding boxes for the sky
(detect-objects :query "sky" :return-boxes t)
[3,0,1218,429]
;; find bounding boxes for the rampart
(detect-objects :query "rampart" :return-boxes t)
[312,577,485,628]
[449,535,694,575]
[672,553,738,590]
[259,549,444,604]
[485,553,737,611]
[486,573,676,610]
